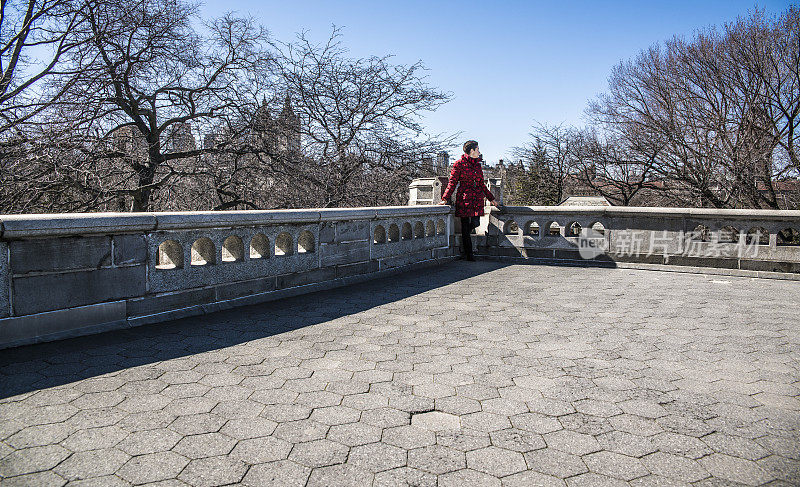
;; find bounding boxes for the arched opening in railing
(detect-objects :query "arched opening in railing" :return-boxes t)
[374,225,387,244]
[777,228,800,246]
[388,224,400,242]
[436,219,446,235]
[525,221,539,236]
[547,221,561,236]
[745,227,769,245]
[250,234,270,259]
[414,221,425,239]
[718,226,739,243]
[401,222,413,240]
[590,222,606,236]
[191,238,216,266]
[157,240,183,269]
[567,222,582,237]
[691,224,711,242]
[503,220,519,235]
[222,235,244,262]
[298,231,315,253]
[425,220,435,237]
[275,232,293,256]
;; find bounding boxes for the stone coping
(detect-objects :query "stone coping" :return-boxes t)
[0,206,453,238]
[495,205,800,220]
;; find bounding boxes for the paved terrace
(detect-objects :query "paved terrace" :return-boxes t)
[0,262,798,486]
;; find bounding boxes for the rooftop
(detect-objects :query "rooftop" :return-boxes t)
[1,261,798,485]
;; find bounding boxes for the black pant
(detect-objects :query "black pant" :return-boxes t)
[460,216,480,258]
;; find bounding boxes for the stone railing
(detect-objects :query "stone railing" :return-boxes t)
[475,206,800,276]
[0,206,454,348]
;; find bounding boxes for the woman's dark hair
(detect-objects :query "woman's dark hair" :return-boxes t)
[463,140,478,154]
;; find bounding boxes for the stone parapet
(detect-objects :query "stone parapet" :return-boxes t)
[0,206,454,348]
[475,205,800,273]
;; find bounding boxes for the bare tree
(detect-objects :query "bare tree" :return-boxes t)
[269,29,453,208]
[0,0,88,131]
[49,0,274,211]
[513,123,576,204]
[588,8,800,209]
[569,128,662,206]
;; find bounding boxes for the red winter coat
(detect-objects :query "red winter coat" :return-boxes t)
[441,154,495,217]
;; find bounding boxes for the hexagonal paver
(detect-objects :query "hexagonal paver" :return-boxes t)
[702,432,770,461]
[544,430,601,456]
[641,452,709,483]
[340,393,389,410]
[699,453,774,485]
[480,397,528,416]
[117,428,182,455]
[273,419,329,443]
[373,466,436,487]
[327,422,382,447]
[460,412,511,432]
[169,413,226,435]
[596,430,657,458]
[567,472,629,486]
[53,448,130,481]
[230,436,292,464]
[436,428,493,452]
[211,399,264,419]
[0,445,71,478]
[61,425,128,452]
[511,413,563,434]
[242,459,310,486]
[523,448,588,478]
[220,417,277,439]
[502,470,567,487]
[306,464,374,487]
[0,470,68,486]
[439,468,501,487]
[408,445,466,474]
[117,451,190,484]
[260,404,312,422]
[618,399,668,419]
[650,431,712,459]
[360,407,409,428]
[582,451,650,481]
[411,411,461,431]
[383,425,436,449]
[172,432,236,459]
[178,455,248,486]
[348,442,406,472]
[289,439,349,468]
[435,396,482,415]
[466,446,527,477]
[489,428,546,452]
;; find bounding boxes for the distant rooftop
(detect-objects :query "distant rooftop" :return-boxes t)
[558,195,612,206]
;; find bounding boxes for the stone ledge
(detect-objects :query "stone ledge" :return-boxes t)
[495,206,800,221]
[477,255,800,281]
[0,301,127,348]
[0,207,453,239]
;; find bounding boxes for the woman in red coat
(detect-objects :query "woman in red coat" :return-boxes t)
[438,140,500,260]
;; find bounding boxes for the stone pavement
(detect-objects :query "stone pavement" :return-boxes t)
[0,261,799,486]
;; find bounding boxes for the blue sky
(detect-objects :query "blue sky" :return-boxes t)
[201,0,790,163]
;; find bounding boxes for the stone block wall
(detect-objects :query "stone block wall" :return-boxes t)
[0,207,454,348]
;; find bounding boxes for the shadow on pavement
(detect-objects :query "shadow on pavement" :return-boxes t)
[0,260,510,399]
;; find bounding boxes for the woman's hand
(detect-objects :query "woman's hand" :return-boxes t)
[490,200,501,207]
[437,200,449,205]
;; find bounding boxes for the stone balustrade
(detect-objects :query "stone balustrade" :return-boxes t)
[3,202,800,349]
[477,205,800,276]
[0,206,454,348]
